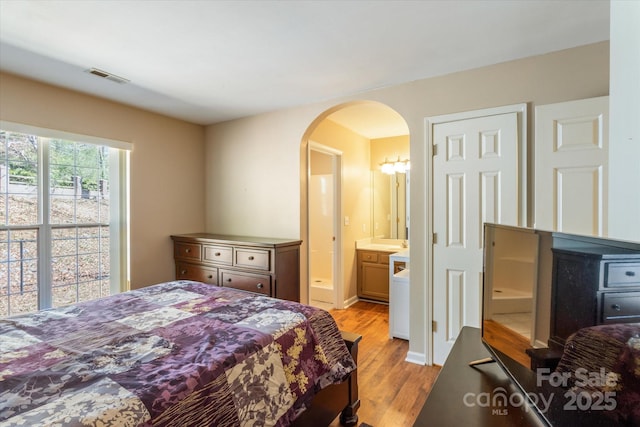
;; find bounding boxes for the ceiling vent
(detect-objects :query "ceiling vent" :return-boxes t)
[85,68,129,84]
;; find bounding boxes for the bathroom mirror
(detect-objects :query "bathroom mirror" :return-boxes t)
[369,134,409,240]
[371,170,408,239]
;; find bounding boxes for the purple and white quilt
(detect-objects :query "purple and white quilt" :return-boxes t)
[0,280,356,426]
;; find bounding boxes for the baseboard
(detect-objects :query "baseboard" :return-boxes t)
[343,295,359,308]
[534,339,548,349]
[405,351,427,366]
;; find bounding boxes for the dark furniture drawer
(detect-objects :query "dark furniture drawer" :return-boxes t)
[605,262,640,287]
[171,234,301,301]
[176,262,217,285]
[174,242,201,261]
[203,245,233,265]
[602,291,640,323]
[234,248,271,270]
[550,248,640,350]
[220,270,271,296]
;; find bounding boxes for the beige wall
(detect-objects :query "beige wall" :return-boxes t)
[0,72,206,289]
[204,42,610,361]
[370,135,409,170]
[0,41,614,363]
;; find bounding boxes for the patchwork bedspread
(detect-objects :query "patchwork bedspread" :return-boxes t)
[0,280,356,426]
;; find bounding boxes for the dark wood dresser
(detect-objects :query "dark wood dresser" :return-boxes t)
[171,233,302,302]
[549,247,640,350]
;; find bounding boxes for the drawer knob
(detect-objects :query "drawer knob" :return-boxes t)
[611,304,621,311]
[248,256,255,261]
[625,271,636,277]
[180,270,187,275]
[227,278,232,283]
[215,252,221,256]
[256,283,264,289]
[207,275,213,279]
[185,248,191,253]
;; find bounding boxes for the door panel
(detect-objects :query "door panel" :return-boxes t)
[556,166,603,234]
[433,112,520,365]
[535,96,609,236]
[447,173,465,247]
[446,269,465,342]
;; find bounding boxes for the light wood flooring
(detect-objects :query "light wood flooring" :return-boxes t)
[327,301,441,427]
[482,319,531,368]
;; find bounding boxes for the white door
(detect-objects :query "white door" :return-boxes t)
[535,96,609,236]
[432,112,520,365]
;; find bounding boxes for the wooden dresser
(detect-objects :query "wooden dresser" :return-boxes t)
[171,233,302,302]
[549,246,640,350]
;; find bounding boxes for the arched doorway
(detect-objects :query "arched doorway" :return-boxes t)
[300,101,410,313]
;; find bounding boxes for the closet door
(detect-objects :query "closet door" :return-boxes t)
[535,96,609,236]
[432,112,520,365]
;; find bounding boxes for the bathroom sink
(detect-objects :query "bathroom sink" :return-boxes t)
[359,243,407,251]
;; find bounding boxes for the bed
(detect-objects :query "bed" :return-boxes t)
[555,323,640,426]
[0,280,361,426]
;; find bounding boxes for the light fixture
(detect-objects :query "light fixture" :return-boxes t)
[381,157,410,175]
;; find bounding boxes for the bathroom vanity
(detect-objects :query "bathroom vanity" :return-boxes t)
[356,240,407,303]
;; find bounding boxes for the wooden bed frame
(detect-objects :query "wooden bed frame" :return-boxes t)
[292,331,362,427]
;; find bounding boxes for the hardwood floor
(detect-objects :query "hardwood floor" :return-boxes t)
[328,302,441,427]
[482,319,531,368]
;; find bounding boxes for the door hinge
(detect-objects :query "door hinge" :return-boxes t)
[433,232,438,244]
[432,320,437,332]
[432,144,438,156]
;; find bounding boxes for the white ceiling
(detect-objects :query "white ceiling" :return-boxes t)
[0,0,610,137]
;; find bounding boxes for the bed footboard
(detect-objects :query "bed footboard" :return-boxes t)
[292,331,362,427]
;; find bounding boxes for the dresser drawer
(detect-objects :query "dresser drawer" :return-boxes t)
[176,262,217,285]
[234,248,271,271]
[220,270,271,296]
[605,263,640,287]
[203,245,233,265]
[174,242,201,261]
[359,251,378,263]
[602,292,640,323]
[172,234,301,302]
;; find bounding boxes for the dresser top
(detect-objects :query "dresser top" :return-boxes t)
[171,233,302,248]
[551,245,640,259]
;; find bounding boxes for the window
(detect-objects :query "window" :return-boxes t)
[0,122,130,317]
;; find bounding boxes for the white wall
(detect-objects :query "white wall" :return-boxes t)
[608,1,640,241]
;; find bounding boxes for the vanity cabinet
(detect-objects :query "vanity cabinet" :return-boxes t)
[357,249,405,302]
[549,247,640,350]
[171,233,302,302]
